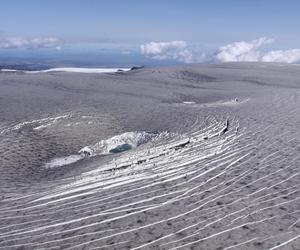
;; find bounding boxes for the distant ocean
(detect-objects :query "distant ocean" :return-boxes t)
[0,48,183,70]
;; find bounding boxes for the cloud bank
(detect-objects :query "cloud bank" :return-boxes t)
[0,36,61,50]
[140,41,193,63]
[215,37,300,63]
[140,38,300,64]
[215,37,273,62]
[261,49,300,63]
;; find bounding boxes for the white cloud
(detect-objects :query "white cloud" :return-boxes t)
[140,38,300,64]
[215,37,300,64]
[215,37,273,62]
[140,41,193,63]
[0,36,61,49]
[261,49,300,63]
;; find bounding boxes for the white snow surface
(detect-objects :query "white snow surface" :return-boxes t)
[44,155,83,169]
[1,67,131,74]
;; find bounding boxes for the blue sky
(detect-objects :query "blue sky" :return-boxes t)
[1,0,300,66]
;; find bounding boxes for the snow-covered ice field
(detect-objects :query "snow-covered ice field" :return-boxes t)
[0,67,131,74]
[0,62,299,249]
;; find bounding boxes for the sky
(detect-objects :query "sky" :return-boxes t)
[0,0,300,67]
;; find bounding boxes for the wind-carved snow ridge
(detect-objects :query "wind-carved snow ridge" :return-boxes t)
[44,155,84,169]
[180,98,249,108]
[0,114,70,135]
[8,110,300,249]
[79,131,162,157]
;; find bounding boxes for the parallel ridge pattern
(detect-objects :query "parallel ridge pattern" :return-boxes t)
[1,93,300,250]
[0,64,300,250]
